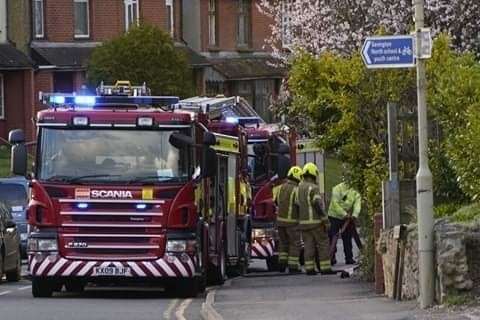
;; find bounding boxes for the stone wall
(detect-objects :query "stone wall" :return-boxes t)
[378,220,480,303]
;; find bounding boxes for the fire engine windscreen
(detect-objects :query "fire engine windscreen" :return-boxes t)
[37,128,191,183]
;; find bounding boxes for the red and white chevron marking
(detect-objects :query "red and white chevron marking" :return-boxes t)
[251,239,276,258]
[28,254,196,278]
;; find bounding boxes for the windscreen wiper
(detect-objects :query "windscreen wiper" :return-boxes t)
[127,176,174,184]
[68,174,121,183]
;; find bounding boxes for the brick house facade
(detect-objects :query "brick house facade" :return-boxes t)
[0,0,282,141]
[0,0,35,143]
[183,0,284,122]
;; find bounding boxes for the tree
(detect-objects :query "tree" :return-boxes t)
[88,24,193,97]
[258,0,480,58]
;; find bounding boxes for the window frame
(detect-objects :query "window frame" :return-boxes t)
[165,0,174,37]
[281,0,293,48]
[33,0,45,39]
[0,74,4,120]
[73,0,90,39]
[124,0,140,31]
[236,0,251,48]
[208,0,218,47]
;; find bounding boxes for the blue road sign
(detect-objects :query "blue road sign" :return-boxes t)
[361,35,415,69]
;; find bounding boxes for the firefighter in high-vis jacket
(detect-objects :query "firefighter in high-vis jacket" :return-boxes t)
[274,166,302,273]
[328,181,362,265]
[297,162,334,275]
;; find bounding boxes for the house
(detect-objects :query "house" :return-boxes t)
[183,0,285,122]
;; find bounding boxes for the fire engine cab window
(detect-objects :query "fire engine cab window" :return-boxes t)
[38,129,191,183]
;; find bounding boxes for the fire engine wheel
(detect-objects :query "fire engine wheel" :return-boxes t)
[5,250,21,282]
[266,255,280,272]
[32,278,54,298]
[174,279,199,298]
[65,281,85,293]
[208,248,226,285]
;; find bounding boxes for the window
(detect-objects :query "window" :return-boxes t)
[166,0,174,37]
[208,0,218,46]
[33,0,44,38]
[281,0,293,47]
[125,0,139,31]
[0,74,4,120]
[74,0,89,38]
[237,0,251,47]
[37,128,192,184]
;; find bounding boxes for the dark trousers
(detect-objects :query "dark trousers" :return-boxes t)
[328,217,353,262]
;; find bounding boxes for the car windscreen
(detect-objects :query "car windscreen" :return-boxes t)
[0,184,27,220]
[37,128,192,184]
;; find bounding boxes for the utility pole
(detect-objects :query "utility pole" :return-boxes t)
[414,0,435,308]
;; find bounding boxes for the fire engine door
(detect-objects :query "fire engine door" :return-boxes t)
[226,155,239,258]
[211,155,228,254]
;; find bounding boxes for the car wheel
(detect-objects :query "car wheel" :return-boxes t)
[32,278,54,298]
[6,251,21,282]
[0,251,4,283]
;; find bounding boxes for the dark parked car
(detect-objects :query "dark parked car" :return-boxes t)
[0,201,21,282]
[0,177,29,258]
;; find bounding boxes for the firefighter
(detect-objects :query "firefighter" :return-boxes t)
[274,166,302,273]
[297,163,334,275]
[328,181,362,265]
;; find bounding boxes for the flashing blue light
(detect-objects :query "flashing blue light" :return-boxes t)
[136,203,147,210]
[50,96,66,104]
[75,95,96,106]
[225,117,239,124]
[77,203,89,209]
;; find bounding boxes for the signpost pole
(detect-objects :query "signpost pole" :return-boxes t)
[414,0,435,308]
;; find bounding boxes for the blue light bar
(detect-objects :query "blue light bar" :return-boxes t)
[49,96,65,104]
[225,117,239,124]
[77,203,89,209]
[41,93,180,108]
[136,203,147,210]
[75,96,96,106]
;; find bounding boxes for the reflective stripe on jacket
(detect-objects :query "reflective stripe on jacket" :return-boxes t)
[328,182,361,219]
[275,180,299,226]
[297,180,324,229]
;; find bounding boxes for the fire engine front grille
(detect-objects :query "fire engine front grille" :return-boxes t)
[57,199,166,260]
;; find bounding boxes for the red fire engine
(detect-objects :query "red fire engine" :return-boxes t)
[8,82,268,297]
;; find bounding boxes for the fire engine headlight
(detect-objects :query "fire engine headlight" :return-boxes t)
[166,240,196,253]
[28,238,58,252]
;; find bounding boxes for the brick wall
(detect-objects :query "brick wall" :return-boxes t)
[200,0,272,52]
[43,0,171,42]
[34,71,53,114]
[0,71,26,140]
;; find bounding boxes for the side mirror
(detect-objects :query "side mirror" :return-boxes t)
[203,132,216,146]
[5,220,16,229]
[9,129,25,144]
[201,147,217,178]
[169,133,194,149]
[10,131,28,177]
[276,154,291,179]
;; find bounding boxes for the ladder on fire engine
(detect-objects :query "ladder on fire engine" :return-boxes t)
[175,96,264,123]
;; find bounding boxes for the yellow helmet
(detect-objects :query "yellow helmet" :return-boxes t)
[302,162,319,178]
[287,166,302,181]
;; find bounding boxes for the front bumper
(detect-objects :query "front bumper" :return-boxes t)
[28,254,197,279]
[251,238,276,259]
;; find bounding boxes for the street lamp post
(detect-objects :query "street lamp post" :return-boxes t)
[414,0,435,308]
